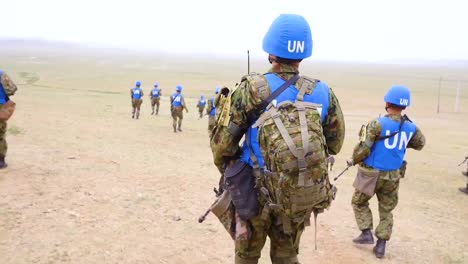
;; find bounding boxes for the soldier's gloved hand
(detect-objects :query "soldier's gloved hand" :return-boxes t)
[346,159,354,166]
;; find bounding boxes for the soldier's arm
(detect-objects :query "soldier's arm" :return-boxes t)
[130,89,133,99]
[210,79,260,172]
[182,96,188,112]
[1,72,18,97]
[407,126,425,151]
[351,119,381,164]
[322,88,345,155]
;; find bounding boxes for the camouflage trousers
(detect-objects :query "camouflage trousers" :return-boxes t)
[198,106,204,118]
[0,120,7,157]
[208,115,215,131]
[132,99,142,113]
[171,107,183,130]
[235,210,302,264]
[352,177,399,240]
[151,98,160,113]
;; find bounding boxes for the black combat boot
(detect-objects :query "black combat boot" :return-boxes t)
[459,184,468,195]
[352,229,374,244]
[0,156,7,169]
[373,239,386,258]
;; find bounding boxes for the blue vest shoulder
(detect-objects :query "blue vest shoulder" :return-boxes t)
[0,71,7,104]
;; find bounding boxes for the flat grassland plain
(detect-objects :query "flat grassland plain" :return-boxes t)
[1,41,467,264]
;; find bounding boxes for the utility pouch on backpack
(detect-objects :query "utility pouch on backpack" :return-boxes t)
[224,160,259,221]
[210,190,236,239]
[353,166,380,196]
[399,160,407,178]
[0,100,16,121]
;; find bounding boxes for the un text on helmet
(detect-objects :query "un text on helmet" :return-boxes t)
[288,40,305,53]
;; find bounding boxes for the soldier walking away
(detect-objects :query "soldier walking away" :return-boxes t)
[459,156,468,194]
[206,87,220,132]
[150,82,162,115]
[0,70,18,169]
[348,85,425,258]
[197,95,206,119]
[131,81,144,119]
[208,14,345,264]
[170,85,188,132]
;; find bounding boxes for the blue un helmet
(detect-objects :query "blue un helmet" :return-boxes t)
[200,95,205,99]
[215,87,220,94]
[135,80,141,87]
[154,82,159,87]
[262,14,313,60]
[175,85,183,92]
[384,85,411,107]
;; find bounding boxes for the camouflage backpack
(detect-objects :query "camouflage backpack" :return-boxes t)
[249,74,335,232]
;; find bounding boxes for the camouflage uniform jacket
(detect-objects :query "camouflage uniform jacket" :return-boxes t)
[1,72,18,97]
[351,113,426,181]
[210,64,345,173]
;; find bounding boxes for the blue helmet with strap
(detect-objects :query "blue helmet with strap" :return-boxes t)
[215,87,220,94]
[175,85,182,92]
[135,80,141,87]
[384,85,411,107]
[154,82,159,87]
[200,95,205,99]
[262,14,313,60]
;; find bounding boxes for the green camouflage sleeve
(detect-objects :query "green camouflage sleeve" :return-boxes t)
[407,126,425,150]
[352,119,381,164]
[1,72,18,96]
[210,79,262,172]
[206,99,213,114]
[322,87,345,155]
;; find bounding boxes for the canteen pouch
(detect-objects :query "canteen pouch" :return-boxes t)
[0,100,16,121]
[353,166,380,196]
[224,160,259,221]
[211,190,236,239]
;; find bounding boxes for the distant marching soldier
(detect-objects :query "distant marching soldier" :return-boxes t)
[150,82,162,115]
[197,95,206,119]
[349,85,426,258]
[206,87,220,131]
[170,85,188,132]
[131,81,144,119]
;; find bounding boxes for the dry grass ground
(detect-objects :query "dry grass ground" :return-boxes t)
[0,44,467,264]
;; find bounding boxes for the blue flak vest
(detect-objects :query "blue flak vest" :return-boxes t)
[132,87,142,99]
[209,96,216,116]
[151,88,161,98]
[240,73,330,168]
[198,99,206,106]
[0,71,7,105]
[363,116,417,171]
[171,93,183,107]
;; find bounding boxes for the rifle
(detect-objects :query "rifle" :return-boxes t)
[333,163,352,181]
[198,187,221,223]
[458,156,468,166]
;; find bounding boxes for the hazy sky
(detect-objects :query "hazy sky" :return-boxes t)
[2,0,467,61]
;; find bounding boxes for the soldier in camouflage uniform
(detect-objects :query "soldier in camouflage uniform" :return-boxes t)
[130,81,144,119]
[170,85,188,132]
[210,14,345,264]
[149,82,162,115]
[197,95,206,119]
[349,85,425,258]
[206,87,220,131]
[0,70,18,169]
